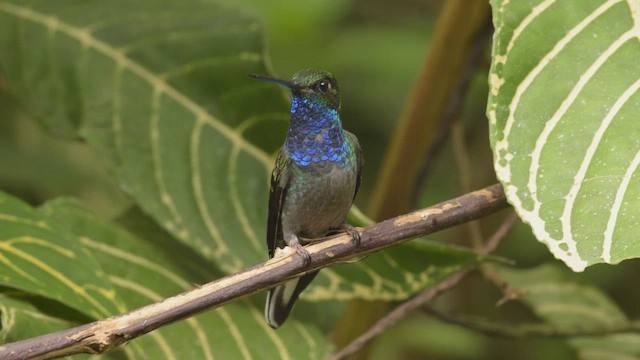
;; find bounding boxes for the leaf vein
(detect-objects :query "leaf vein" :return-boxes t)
[603,150,640,262]
[190,118,237,270]
[217,308,254,360]
[160,52,262,81]
[247,306,291,360]
[229,145,262,254]
[150,87,188,236]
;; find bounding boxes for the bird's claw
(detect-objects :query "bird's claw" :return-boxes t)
[341,224,361,247]
[291,242,312,266]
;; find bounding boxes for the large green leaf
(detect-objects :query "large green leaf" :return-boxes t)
[0,192,123,319]
[0,0,483,304]
[0,0,288,275]
[499,265,640,359]
[488,0,640,271]
[41,199,333,360]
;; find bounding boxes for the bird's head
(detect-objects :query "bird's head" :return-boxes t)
[250,68,341,111]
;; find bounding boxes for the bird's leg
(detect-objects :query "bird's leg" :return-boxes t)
[338,223,361,247]
[286,233,311,266]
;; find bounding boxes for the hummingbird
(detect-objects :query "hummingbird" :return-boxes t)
[250,69,363,329]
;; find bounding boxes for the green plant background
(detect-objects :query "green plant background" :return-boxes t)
[0,0,639,359]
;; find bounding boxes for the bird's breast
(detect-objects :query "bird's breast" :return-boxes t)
[282,159,358,240]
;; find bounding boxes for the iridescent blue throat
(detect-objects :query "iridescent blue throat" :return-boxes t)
[285,95,350,168]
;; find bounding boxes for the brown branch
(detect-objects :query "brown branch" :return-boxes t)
[0,184,507,360]
[331,205,518,360]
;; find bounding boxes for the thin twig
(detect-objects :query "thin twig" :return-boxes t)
[482,212,518,255]
[478,211,525,305]
[475,213,522,304]
[331,206,518,360]
[0,184,508,360]
[450,110,523,303]
[426,307,640,339]
[451,120,485,249]
[331,271,471,360]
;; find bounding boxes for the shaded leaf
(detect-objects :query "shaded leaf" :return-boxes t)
[500,265,640,359]
[0,292,72,343]
[0,290,129,358]
[488,0,640,271]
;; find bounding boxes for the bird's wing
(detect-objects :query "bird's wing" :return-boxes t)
[266,147,292,258]
[346,131,364,200]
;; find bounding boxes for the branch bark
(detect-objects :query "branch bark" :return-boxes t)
[0,184,507,360]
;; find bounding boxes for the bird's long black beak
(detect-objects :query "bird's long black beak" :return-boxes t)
[249,73,299,91]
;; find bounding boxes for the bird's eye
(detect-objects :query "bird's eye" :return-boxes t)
[315,80,331,93]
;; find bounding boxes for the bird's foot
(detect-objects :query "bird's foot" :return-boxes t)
[290,241,312,267]
[340,224,361,247]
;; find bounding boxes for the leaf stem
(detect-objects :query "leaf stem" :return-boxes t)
[426,307,640,339]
